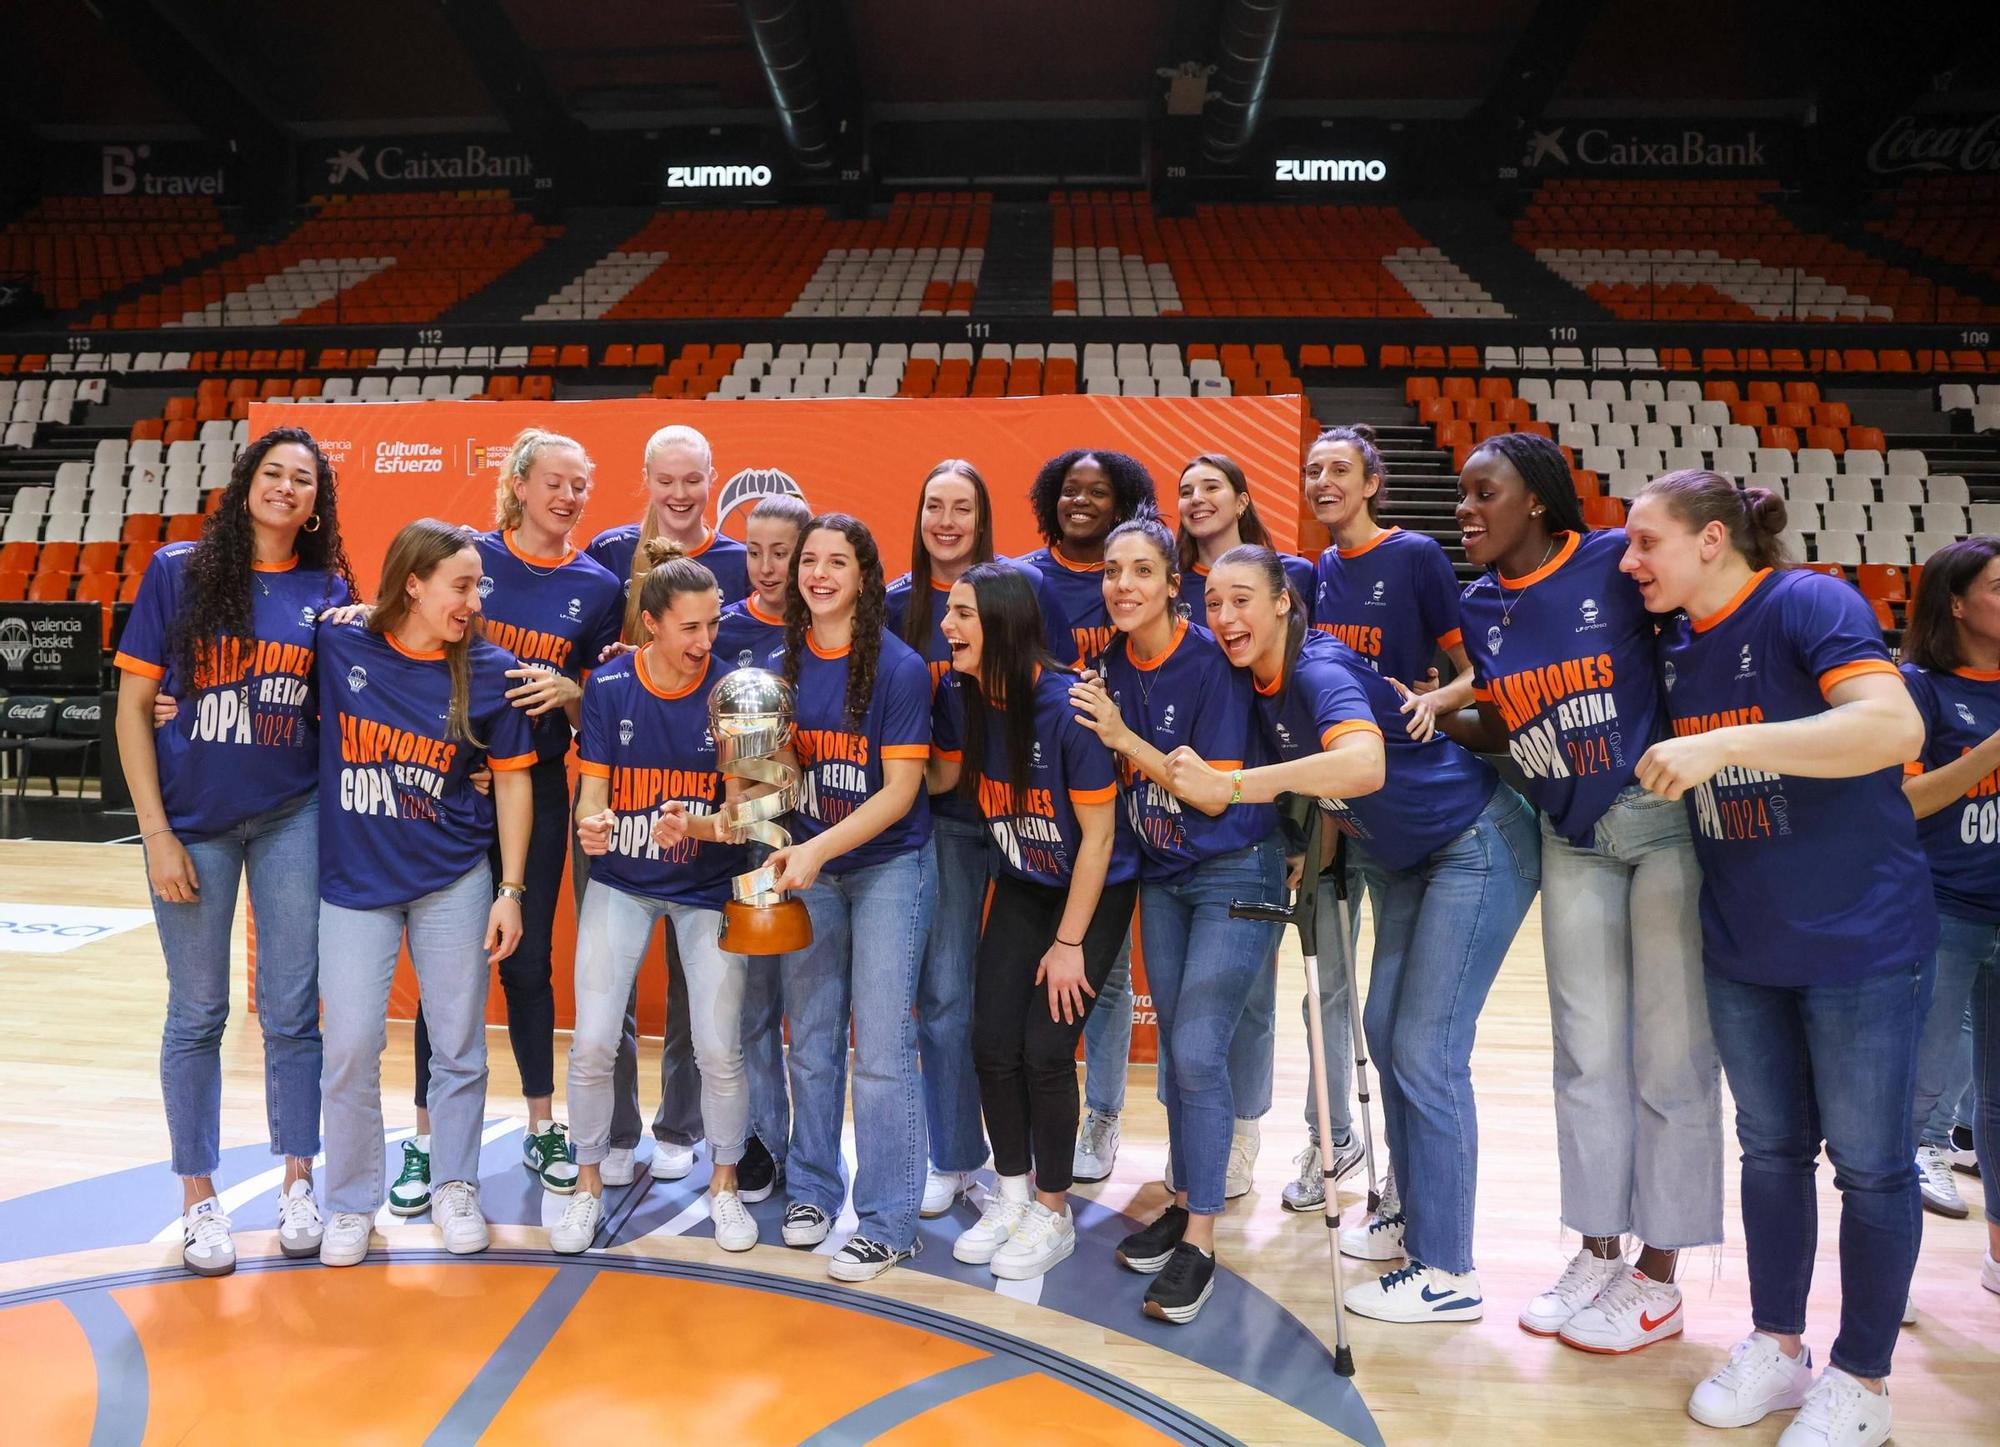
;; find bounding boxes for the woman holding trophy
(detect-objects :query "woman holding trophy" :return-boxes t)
[557,538,762,1254]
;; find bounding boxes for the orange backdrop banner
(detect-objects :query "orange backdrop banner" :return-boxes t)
[249,393,1311,1065]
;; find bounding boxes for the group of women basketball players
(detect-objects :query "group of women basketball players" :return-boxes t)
[118,413,1995,1447]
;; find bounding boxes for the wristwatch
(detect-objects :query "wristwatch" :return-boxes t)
[496,882,527,902]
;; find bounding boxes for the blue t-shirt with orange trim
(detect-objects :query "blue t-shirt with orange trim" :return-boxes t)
[1100,619,1275,881]
[586,523,750,605]
[314,623,538,910]
[934,666,1131,889]
[114,543,350,839]
[888,563,1080,825]
[1460,529,1665,844]
[714,596,786,671]
[774,630,933,874]
[1900,662,2000,927]
[576,648,744,908]
[1017,545,1118,663]
[1658,567,1937,984]
[1312,527,1464,685]
[474,530,624,762]
[1257,630,1498,873]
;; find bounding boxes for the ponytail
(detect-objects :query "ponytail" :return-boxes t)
[494,426,591,532]
[1215,542,1307,696]
[1308,424,1386,522]
[1636,469,1792,571]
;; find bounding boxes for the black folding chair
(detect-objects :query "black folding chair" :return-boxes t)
[0,694,53,797]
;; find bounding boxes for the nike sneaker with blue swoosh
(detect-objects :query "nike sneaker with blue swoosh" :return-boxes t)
[1345,1261,1484,1322]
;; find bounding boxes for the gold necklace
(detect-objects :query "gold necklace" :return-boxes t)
[1499,536,1557,627]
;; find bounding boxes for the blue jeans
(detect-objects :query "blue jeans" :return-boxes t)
[1082,928,1134,1115]
[1706,959,1932,1381]
[1915,914,1992,1147]
[154,793,322,1178]
[320,865,493,1215]
[778,844,936,1250]
[1364,786,1540,1274]
[1142,840,1285,1215]
[919,815,992,1172]
[1540,787,1722,1247]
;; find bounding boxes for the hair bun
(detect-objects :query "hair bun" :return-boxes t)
[1347,423,1377,444]
[1741,487,1788,537]
[639,536,689,567]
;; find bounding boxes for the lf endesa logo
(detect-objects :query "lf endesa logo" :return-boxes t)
[1274,157,1389,183]
[665,164,775,190]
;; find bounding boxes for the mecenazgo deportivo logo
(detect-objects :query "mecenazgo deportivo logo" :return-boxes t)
[375,440,444,474]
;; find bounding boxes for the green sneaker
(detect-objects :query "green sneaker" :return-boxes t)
[524,1121,580,1194]
[387,1138,431,1216]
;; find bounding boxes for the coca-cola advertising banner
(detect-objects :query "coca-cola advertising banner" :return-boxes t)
[1867,112,2000,175]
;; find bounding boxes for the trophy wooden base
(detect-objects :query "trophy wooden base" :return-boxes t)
[720,898,814,956]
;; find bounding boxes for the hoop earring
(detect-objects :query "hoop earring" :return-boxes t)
[302,512,323,533]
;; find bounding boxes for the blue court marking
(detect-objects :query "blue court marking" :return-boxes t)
[796,1356,1033,1445]
[0,1134,1380,1445]
[424,1264,595,1445]
[64,1290,148,1447]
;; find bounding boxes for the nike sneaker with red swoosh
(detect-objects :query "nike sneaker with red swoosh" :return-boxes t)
[1559,1268,1686,1354]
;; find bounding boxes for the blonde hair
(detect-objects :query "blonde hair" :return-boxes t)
[369,519,484,745]
[623,424,717,641]
[493,426,591,532]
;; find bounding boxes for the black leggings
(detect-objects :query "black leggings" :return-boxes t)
[416,754,569,1105]
[973,871,1138,1193]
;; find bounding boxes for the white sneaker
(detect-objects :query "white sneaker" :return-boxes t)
[1519,1248,1624,1336]
[1225,1119,1260,1199]
[1916,1142,1968,1218]
[550,1191,602,1254]
[1687,1332,1814,1429]
[1345,1261,1483,1323]
[991,1202,1076,1281]
[953,1179,1032,1265]
[1339,1208,1406,1262]
[711,1190,758,1252]
[921,1168,975,1218]
[320,1211,372,1267]
[651,1141,696,1180]
[1073,1110,1120,1183]
[1983,1253,2000,1296]
[1946,1123,1979,1175]
[1558,1268,1685,1354]
[1902,1294,1916,1326]
[277,1179,324,1259]
[181,1198,236,1277]
[600,1147,636,1187]
[827,1235,919,1282]
[1776,1368,1892,1447]
[432,1180,489,1255]
[1282,1133,1366,1213]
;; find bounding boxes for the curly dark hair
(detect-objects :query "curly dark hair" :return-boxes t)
[1027,448,1157,549]
[783,512,887,730]
[170,426,355,692]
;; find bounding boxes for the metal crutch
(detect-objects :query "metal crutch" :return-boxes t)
[1231,805,1356,1378]
[1324,825,1382,1217]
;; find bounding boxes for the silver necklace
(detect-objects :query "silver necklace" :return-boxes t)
[1499,536,1557,626]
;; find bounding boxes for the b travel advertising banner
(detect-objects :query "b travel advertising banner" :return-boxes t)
[43,142,233,199]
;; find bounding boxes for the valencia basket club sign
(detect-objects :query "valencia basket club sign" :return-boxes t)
[252,392,1308,1057]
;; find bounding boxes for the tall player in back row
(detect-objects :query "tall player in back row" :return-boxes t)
[1621,473,1933,1447]
[1440,432,1721,1353]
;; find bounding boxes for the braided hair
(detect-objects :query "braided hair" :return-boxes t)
[782,513,887,729]
[1466,431,1588,536]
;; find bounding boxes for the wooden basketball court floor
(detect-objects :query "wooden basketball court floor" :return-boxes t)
[1,834,1994,1445]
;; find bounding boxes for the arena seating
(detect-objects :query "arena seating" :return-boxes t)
[1051,193,1504,318]
[1868,176,2000,295]
[96,193,556,330]
[0,198,233,315]
[527,194,991,321]
[1516,179,2000,323]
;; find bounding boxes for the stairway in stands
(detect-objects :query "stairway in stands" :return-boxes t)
[1308,384,1471,577]
[972,201,1051,318]
[442,207,635,324]
[1398,198,1608,325]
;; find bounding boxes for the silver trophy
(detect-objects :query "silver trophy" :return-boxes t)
[707,656,813,954]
